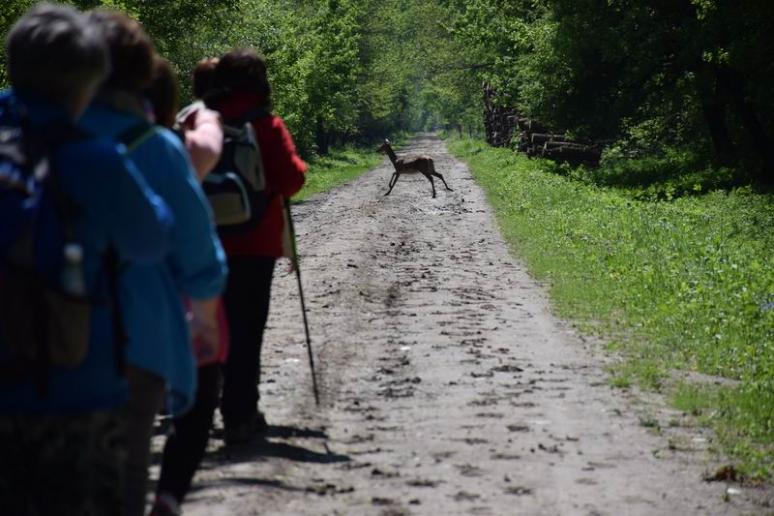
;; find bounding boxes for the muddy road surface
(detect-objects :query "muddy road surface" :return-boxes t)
[154,135,771,515]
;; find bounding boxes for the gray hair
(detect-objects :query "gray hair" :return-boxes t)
[5,3,109,105]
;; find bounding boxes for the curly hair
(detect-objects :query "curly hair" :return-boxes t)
[192,57,219,100]
[88,9,154,93]
[214,48,271,106]
[145,56,179,128]
[6,3,108,105]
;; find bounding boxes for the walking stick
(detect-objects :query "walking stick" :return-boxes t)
[284,198,320,406]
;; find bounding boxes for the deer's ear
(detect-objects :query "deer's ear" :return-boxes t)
[385,138,391,144]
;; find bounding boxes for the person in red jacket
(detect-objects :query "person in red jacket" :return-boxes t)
[210,49,306,444]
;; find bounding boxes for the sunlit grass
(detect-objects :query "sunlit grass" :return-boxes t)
[449,137,774,478]
[294,134,411,202]
[294,146,382,202]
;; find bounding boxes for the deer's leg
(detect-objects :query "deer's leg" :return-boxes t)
[425,173,437,198]
[385,172,399,196]
[431,171,453,191]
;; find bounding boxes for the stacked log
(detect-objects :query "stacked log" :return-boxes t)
[517,120,601,167]
[482,83,519,148]
[481,83,602,167]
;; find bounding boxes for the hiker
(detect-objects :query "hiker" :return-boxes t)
[147,56,230,516]
[208,48,307,444]
[0,4,173,515]
[146,56,226,367]
[78,11,227,516]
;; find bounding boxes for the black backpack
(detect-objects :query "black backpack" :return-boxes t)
[202,108,270,234]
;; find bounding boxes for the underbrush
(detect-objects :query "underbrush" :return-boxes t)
[448,137,774,478]
[557,149,743,202]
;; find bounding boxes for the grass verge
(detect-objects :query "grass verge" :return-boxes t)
[448,137,774,478]
[294,145,382,202]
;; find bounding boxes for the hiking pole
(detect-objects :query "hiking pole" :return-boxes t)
[284,198,320,406]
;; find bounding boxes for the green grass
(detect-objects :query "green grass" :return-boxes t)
[294,145,382,202]
[448,137,774,478]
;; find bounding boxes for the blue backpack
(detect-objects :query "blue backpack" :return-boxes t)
[0,99,125,394]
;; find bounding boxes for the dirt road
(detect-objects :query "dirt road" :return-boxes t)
[159,135,770,515]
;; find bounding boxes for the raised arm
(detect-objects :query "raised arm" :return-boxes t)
[183,107,223,181]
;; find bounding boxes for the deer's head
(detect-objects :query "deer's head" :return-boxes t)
[377,139,391,153]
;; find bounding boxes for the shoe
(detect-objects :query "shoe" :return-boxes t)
[253,411,268,435]
[149,493,181,516]
[224,411,268,445]
[223,421,252,445]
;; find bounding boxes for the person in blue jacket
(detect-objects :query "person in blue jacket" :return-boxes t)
[0,4,173,515]
[79,10,228,516]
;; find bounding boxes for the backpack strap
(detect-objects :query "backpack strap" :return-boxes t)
[13,119,84,253]
[117,121,157,153]
[28,123,87,394]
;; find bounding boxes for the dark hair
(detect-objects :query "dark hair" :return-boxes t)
[145,56,179,128]
[192,57,219,99]
[88,9,154,93]
[5,3,108,105]
[214,48,271,105]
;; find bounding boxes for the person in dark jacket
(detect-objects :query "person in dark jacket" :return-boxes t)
[210,48,306,444]
[0,5,173,515]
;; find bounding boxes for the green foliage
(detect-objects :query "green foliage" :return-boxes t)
[3,1,773,178]
[1,0,471,156]
[3,0,773,479]
[0,0,36,86]
[450,137,774,476]
[448,0,774,183]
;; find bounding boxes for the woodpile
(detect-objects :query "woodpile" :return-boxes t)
[482,83,603,167]
[516,122,601,167]
[482,83,519,148]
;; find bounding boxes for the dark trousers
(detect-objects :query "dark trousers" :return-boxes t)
[125,366,166,516]
[220,256,275,429]
[156,364,221,502]
[0,410,126,516]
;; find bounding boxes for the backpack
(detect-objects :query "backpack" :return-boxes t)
[117,119,158,154]
[0,102,125,394]
[201,108,270,234]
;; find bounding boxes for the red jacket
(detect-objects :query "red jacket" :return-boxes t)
[216,92,306,257]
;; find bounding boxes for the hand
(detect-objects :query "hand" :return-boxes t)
[285,257,296,274]
[188,298,220,364]
[190,314,219,363]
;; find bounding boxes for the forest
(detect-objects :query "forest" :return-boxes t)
[2,0,773,186]
[1,0,773,478]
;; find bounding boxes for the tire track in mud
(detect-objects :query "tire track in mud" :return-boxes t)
[163,135,770,515]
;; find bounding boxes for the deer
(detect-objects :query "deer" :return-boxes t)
[378,139,452,198]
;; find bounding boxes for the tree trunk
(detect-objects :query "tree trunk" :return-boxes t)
[700,100,736,166]
[315,119,330,155]
[718,67,774,185]
[695,66,737,166]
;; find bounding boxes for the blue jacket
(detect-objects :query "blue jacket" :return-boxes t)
[0,89,174,414]
[80,99,227,414]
